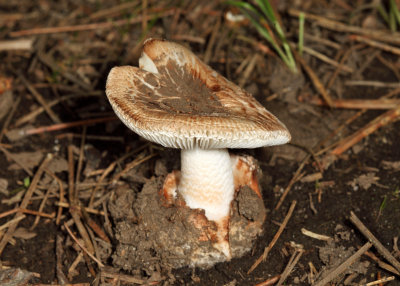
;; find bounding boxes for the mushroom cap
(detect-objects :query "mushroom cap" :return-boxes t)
[106,38,291,149]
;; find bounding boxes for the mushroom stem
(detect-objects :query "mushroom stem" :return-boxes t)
[179,148,234,257]
[179,148,234,221]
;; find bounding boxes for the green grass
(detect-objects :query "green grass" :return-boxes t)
[298,12,305,57]
[377,0,400,31]
[227,0,298,73]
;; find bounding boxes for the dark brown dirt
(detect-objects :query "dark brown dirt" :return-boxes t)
[109,177,265,272]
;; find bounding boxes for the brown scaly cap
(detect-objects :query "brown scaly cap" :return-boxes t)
[106,38,291,149]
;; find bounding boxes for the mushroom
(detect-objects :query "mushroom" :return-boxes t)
[106,38,291,260]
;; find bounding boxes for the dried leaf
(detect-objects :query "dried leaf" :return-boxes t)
[0,178,8,195]
[13,227,37,240]
[381,160,400,172]
[7,151,44,171]
[300,172,323,183]
[348,173,380,190]
[2,191,24,205]
[0,90,14,121]
[0,268,34,285]
[47,156,68,173]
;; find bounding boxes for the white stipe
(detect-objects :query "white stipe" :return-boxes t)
[178,148,234,222]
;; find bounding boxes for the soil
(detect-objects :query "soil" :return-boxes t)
[0,0,400,285]
[109,177,265,272]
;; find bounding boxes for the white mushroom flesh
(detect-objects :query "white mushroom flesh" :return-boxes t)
[179,148,234,222]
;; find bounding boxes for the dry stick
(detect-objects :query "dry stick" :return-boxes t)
[331,105,400,156]
[55,202,104,216]
[56,133,124,143]
[35,284,89,286]
[0,215,26,231]
[68,145,95,258]
[315,87,400,156]
[326,44,364,90]
[296,44,353,73]
[0,143,12,148]
[0,208,19,219]
[0,95,20,142]
[92,192,111,209]
[56,235,69,284]
[276,249,304,286]
[0,154,53,254]
[45,169,66,225]
[307,97,400,110]
[0,208,54,220]
[254,275,280,286]
[18,208,54,218]
[89,1,140,20]
[288,9,400,45]
[313,242,372,286]
[68,145,76,204]
[85,227,101,275]
[350,35,400,56]
[75,126,87,187]
[17,72,61,124]
[30,184,56,230]
[0,39,32,50]
[376,54,400,80]
[68,252,84,279]
[37,53,92,91]
[69,208,96,256]
[0,145,33,176]
[239,54,259,88]
[64,223,104,268]
[345,80,400,88]
[100,270,145,285]
[275,155,309,210]
[81,208,110,243]
[363,250,400,276]
[102,201,113,241]
[294,50,333,107]
[363,276,395,286]
[10,9,175,37]
[203,16,221,64]
[248,200,297,274]
[301,228,332,241]
[141,0,148,33]
[88,145,149,207]
[24,116,117,136]
[350,211,400,273]
[15,92,102,127]
[111,153,158,183]
[303,33,341,49]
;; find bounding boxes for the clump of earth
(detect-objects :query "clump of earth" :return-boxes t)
[108,174,266,273]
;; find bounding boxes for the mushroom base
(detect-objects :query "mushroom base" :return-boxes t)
[109,159,266,271]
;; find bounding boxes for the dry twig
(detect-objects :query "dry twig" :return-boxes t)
[0,154,53,254]
[294,50,333,107]
[277,248,304,286]
[331,106,400,156]
[248,200,297,274]
[350,211,400,273]
[313,242,372,286]
[306,97,400,110]
[17,72,61,124]
[64,223,104,268]
[275,155,309,210]
[350,35,400,56]
[10,9,175,37]
[301,228,332,241]
[288,9,400,45]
